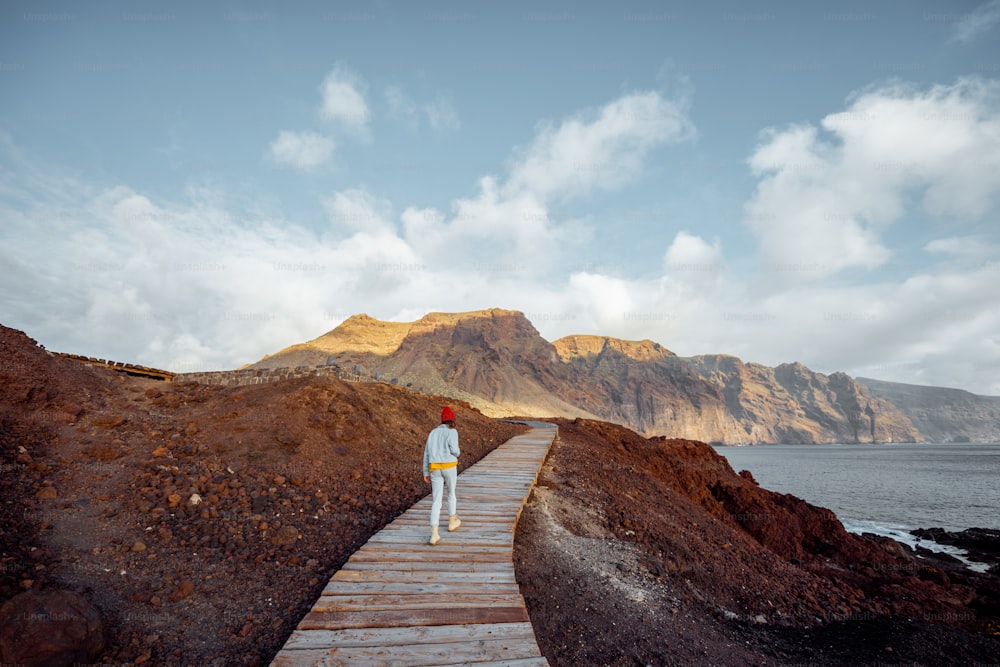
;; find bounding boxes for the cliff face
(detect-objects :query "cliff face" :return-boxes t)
[684,357,921,444]
[858,377,1000,443]
[249,309,944,444]
[553,335,674,363]
[258,309,596,419]
[550,338,735,442]
[382,309,580,417]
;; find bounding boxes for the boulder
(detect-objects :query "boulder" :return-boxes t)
[0,589,105,666]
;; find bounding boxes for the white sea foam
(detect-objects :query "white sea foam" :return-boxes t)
[841,518,991,573]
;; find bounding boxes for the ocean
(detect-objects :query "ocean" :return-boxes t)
[713,442,1000,571]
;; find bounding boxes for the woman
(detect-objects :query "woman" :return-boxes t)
[422,406,461,545]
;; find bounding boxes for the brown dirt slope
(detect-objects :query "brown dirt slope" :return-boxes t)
[0,324,525,666]
[514,418,1000,666]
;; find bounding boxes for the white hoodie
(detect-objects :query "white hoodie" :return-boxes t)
[422,423,460,476]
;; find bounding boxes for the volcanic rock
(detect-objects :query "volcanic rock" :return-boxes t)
[912,527,1000,567]
[0,589,105,666]
[514,418,1000,666]
[168,580,194,601]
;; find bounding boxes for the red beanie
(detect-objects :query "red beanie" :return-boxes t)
[441,406,456,422]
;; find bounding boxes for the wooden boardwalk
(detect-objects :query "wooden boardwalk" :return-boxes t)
[270,423,556,667]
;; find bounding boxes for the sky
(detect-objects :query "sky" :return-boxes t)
[1,0,999,395]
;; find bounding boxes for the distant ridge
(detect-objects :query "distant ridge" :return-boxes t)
[857,377,1000,443]
[553,334,674,363]
[252,309,521,367]
[249,309,994,444]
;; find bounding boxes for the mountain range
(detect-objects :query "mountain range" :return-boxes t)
[250,308,1000,444]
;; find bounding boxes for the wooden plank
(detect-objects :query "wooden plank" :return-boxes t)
[391,514,516,520]
[342,561,514,573]
[272,636,545,666]
[299,609,531,631]
[409,522,518,530]
[385,521,514,531]
[358,526,515,536]
[408,507,524,515]
[411,498,526,506]
[331,569,516,584]
[381,513,515,520]
[404,513,519,520]
[361,540,514,550]
[321,581,522,596]
[362,542,515,551]
[358,544,512,555]
[448,480,534,485]
[284,622,536,649]
[345,550,512,564]
[337,562,515,575]
[435,659,549,667]
[312,593,526,612]
[347,550,513,560]
[382,528,515,536]
[367,531,514,543]
[358,540,512,551]
[408,507,524,516]
[459,484,535,488]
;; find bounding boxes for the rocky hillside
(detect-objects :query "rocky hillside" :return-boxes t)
[858,377,1000,443]
[0,323,525,665]
[514,418,1000,665]
[252,309,926,444]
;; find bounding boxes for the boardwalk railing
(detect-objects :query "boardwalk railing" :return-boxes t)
[270,424,556,666]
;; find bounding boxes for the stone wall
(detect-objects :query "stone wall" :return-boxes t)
[56,353,175,381]
[175,365,375,388]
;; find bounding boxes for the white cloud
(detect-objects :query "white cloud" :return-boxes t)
[953,0,1000,43]
[924,235,997,259]
[268,130,335,171]
[662,231,723,294]
[664,231,722,273]
[323,189,395,234]
[264,65,368,171]
[744,78,1000,278]
[395,91,689,269]
[505,91,695,202]
[319,63,370,129]
[568,272,638,329]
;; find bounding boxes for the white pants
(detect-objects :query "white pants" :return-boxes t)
[429,466,457,527]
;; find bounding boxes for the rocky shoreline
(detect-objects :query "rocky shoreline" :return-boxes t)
[911,527,1000,574]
